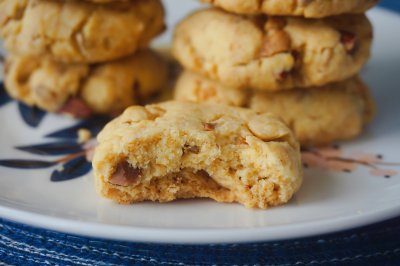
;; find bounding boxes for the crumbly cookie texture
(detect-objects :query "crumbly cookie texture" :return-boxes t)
[173,9,372,91]
[201,0,378,18]
[174,71,375,146]
[4,50,168,116]
[93,101,303,209]
[0,0,165,63]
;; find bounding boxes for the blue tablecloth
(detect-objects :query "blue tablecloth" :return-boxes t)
[0,216,399,265]
[1,1,400,265]
[379,0,400,12]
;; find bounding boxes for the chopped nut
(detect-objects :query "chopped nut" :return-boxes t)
[248,115,293,145]
[183,144,200,154]
[276,71,290,82]
[109,161,142,187]
[259,30,291,58]
[197,170,211,179]
[203,122,216,131]
[340,31,358,54]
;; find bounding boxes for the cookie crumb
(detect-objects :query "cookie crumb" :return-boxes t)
[77,129,92,143]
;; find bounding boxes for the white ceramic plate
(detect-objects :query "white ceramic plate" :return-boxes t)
[0,3,400,244]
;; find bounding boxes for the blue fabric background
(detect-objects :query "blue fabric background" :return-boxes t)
[379,0,400,12]
[1,1,400,265]
[0,216,399,265]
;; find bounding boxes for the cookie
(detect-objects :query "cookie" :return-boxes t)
[4,50,168,116]
[201,0,378,18]
[172,9,372,91]
[92,101,303,209]
[80,50,168,115]
[174,71,375,146]
[0,0,165,63]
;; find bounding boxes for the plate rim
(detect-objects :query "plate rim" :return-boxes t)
[1,200,399,244]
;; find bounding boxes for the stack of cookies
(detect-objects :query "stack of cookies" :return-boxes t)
[173,0,378,146]
[0,0,167,117]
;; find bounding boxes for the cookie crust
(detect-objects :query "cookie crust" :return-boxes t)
[173,9,372,91]
[0,0,165,63]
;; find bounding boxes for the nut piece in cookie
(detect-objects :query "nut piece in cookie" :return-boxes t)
[174,71,375,146]
[92,101,303,209]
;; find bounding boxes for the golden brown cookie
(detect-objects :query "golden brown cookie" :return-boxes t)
[93,101,302,209]
[201,0,378,18]
[0,0,165,63]
[4,50,168,116]
[173,8,372,91]
[80,50,168,115]
[174,71,375,146]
